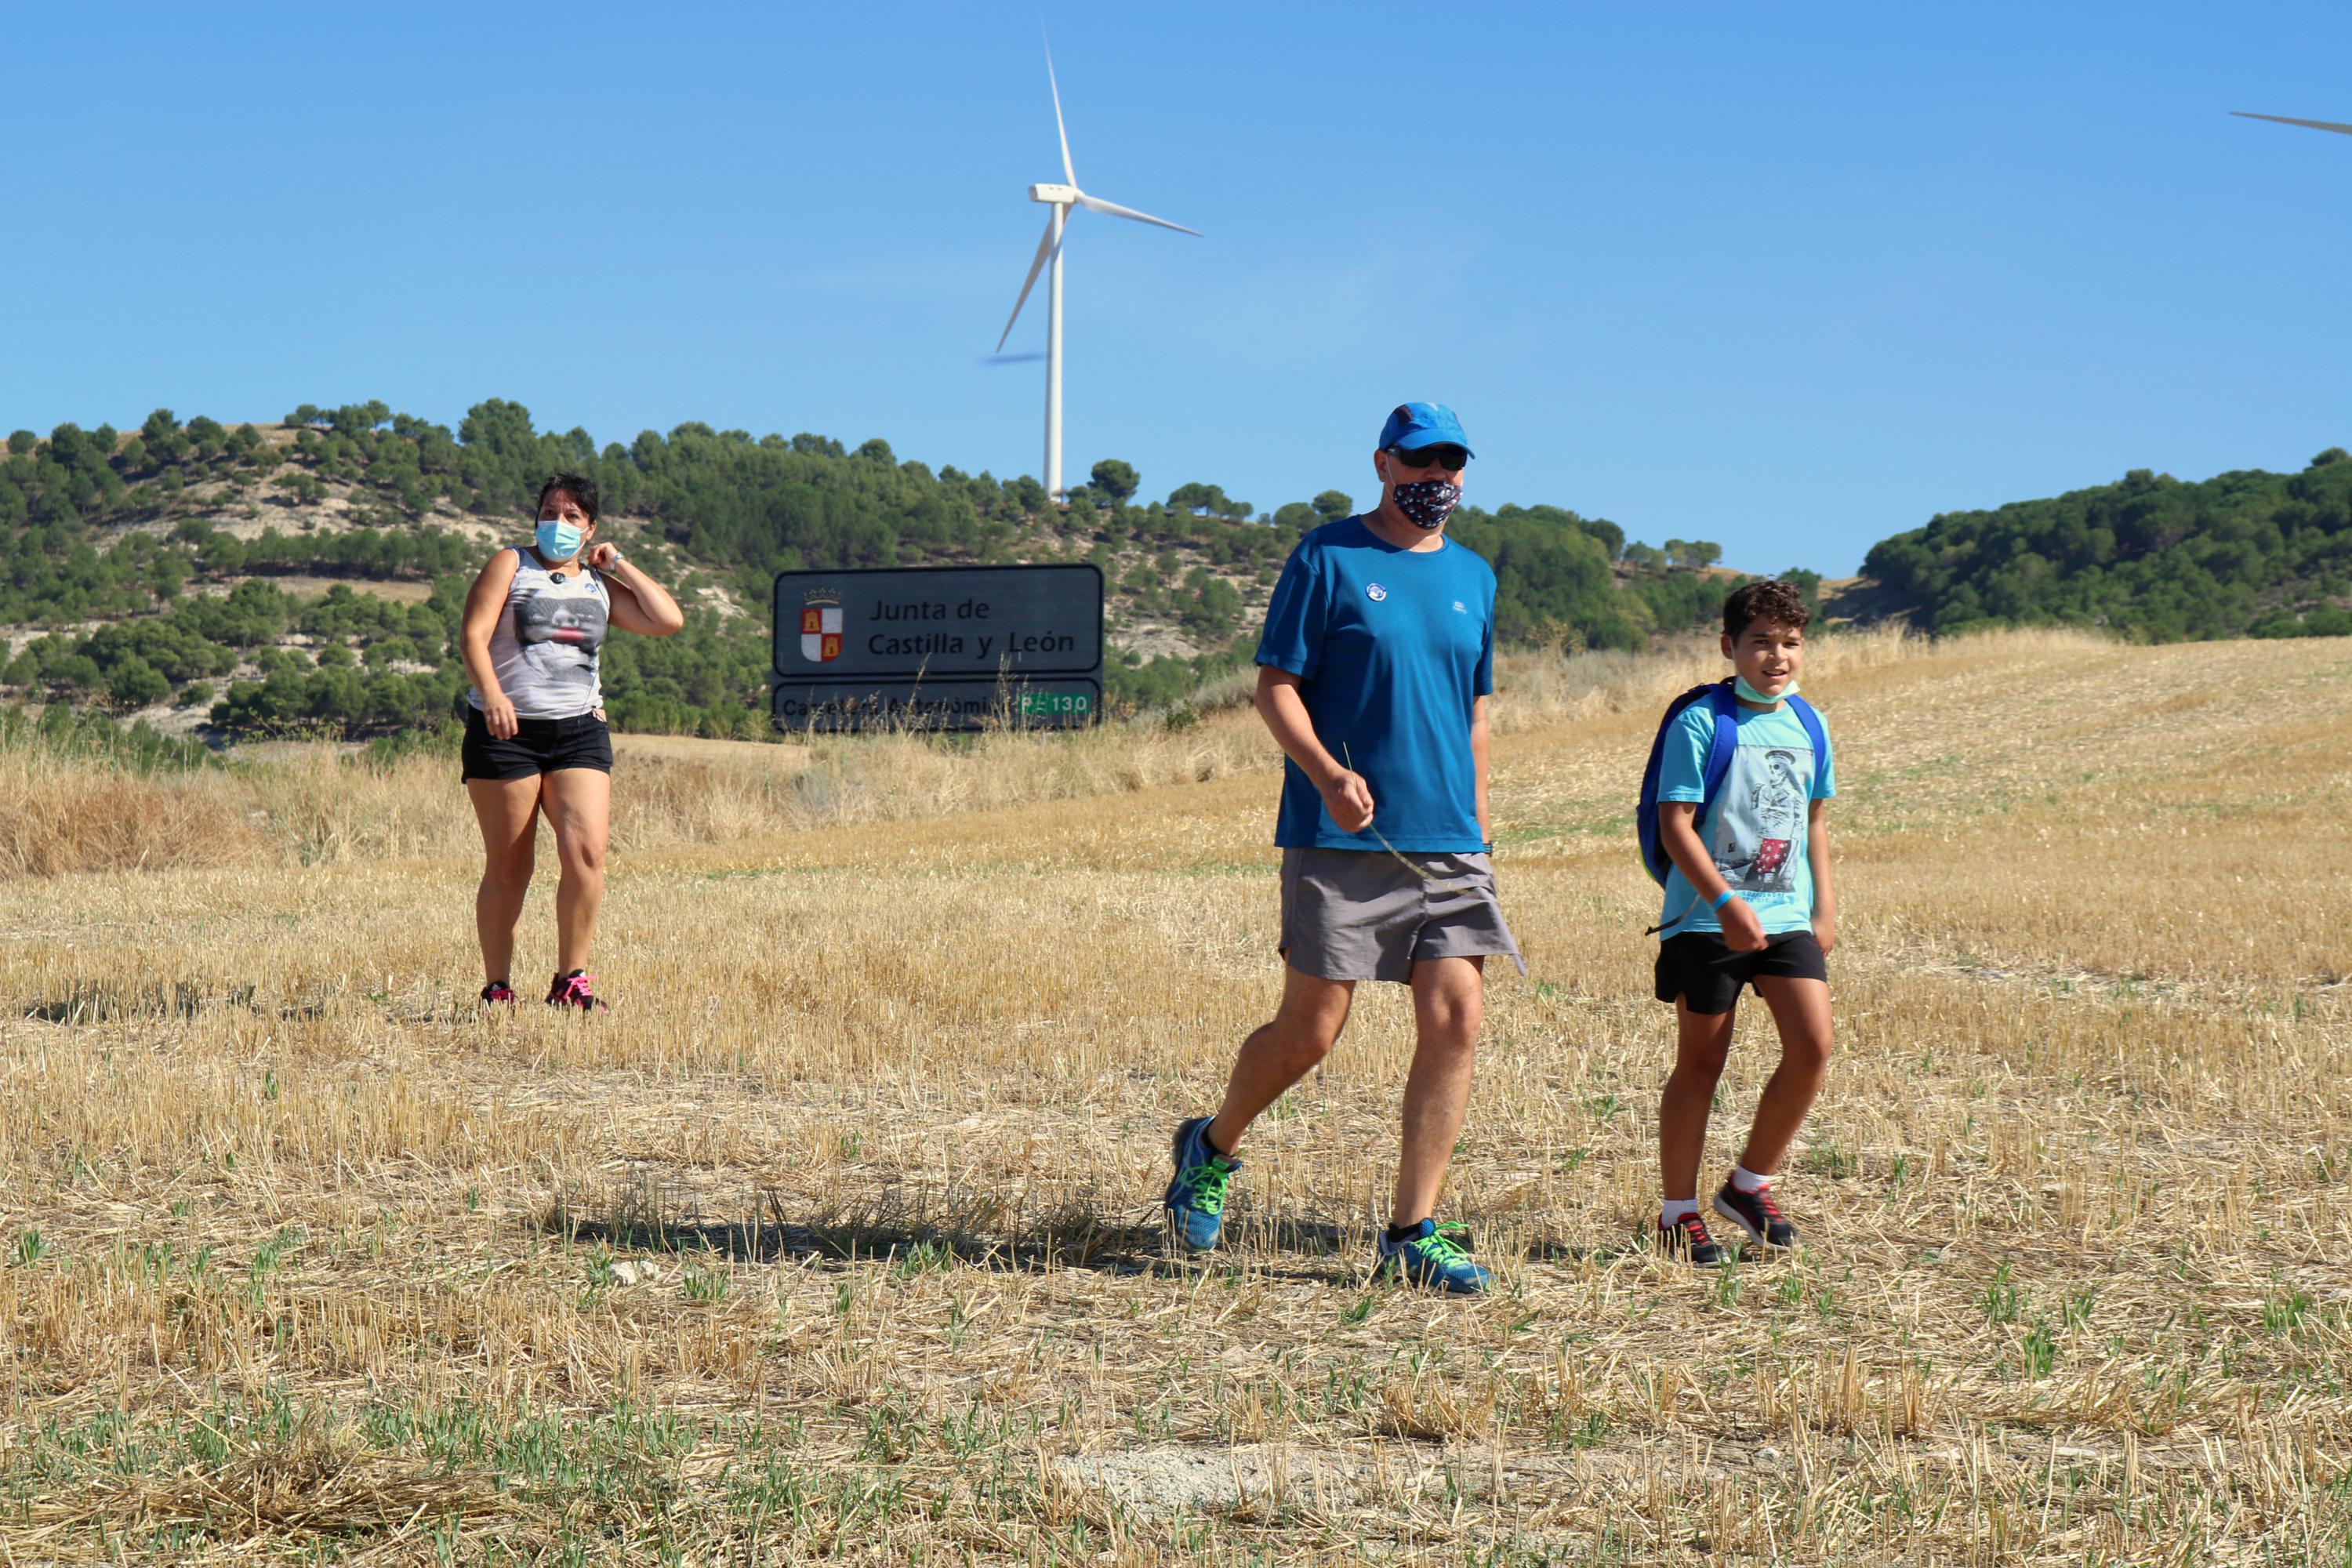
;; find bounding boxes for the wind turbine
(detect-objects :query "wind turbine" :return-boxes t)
[2231,111,2352,136]
[993,40,1199,499]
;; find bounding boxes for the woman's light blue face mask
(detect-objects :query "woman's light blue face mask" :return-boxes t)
[535,516,585,561]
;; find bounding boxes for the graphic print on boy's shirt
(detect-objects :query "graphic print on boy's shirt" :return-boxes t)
[1654,702,1835,938]
[1715,745,1808,892]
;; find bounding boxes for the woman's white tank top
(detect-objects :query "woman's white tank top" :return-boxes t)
[469,547,610,720]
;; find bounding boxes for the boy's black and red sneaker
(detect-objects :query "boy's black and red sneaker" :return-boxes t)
[480,981,517,1007]
[1655,1210,1726,1266]
[1712,1181,1797,1250]
[546,971,610,1012]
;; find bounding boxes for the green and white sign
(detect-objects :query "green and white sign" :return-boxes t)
[771,675,1100,735]
[771,564,1104,732]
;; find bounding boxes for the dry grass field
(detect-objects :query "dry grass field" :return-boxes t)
[2,628,2348,1564]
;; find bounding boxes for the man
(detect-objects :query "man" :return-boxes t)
[1163,401,1519,1294]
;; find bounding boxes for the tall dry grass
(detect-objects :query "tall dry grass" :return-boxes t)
[0,625,1939,880]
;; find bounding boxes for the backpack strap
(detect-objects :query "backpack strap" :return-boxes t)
[1694,681,1742,822]
[1786,694,1829,797]
[1640,683,1718,885]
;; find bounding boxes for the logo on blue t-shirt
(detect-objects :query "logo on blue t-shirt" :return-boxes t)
[1367,583,1388,601]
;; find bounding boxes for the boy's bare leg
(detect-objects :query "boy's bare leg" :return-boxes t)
[1391,956,1485,1225]
[1736,976,1835,1177]
[1658,1000,1737,1202]
[1207,966,1354,1156]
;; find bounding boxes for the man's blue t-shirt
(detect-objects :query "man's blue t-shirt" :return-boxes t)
[1255,517,1495,852]
[1656,699,1836,937]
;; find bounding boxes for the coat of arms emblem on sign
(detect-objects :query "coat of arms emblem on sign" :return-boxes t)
[800,591,844,662]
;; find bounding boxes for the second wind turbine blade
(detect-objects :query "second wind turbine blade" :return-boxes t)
[2232,111,2352,136]
[996,212,1062,353]
[1045,37,1077,187]
[1073,192,1202,236]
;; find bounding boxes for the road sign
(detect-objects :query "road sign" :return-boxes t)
[773,564,1102,680]
[771,674,1102,735]
[771,564,1105,734]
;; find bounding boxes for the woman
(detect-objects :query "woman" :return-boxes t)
[459,472,684,1010]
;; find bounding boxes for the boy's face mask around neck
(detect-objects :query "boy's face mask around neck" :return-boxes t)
[1734,674,1799,706]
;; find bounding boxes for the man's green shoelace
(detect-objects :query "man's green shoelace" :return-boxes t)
[1172,1158,1234,1215]
[1396,1221,1475,1269]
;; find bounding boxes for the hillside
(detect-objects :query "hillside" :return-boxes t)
[1846,450,2352,639]
[0,403,1742,738]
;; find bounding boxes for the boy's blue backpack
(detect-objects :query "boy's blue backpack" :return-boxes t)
[1636,680,1828,887]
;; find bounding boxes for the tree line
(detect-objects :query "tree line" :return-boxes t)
[1,401,1766,737]
[1860,451,2352,639]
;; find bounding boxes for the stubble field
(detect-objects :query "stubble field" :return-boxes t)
[2,628,2348,1564]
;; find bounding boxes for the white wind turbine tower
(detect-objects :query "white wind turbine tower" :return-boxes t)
[994,40,1199,499]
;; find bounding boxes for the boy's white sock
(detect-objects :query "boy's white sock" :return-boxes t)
[1660,1199,1699,1225]
[1730,1163,1772,1194]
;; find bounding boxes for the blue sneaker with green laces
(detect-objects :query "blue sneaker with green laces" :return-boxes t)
[1375,1218,1494,1294]
[1163,1116,1240,1252]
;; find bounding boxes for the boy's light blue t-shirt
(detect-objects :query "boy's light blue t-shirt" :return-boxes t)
[1256,517,1496,851]
[1656,699,1836,938]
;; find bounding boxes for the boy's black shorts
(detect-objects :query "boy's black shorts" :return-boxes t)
[459,706,614,783]
[1655,929,1828,1014]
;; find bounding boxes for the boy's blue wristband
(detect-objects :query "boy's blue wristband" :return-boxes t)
[1709,889,1735,911]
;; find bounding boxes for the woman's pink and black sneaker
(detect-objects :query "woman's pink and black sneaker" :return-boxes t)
[546,971,609,1013]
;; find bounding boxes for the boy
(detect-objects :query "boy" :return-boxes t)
[1650,579,1836,1265]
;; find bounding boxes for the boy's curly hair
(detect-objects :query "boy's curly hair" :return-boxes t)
[1724,579,1812,639]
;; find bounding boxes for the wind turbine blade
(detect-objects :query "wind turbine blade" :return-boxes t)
[995,213,1061,352]
[1073,192,1201,236]
[1044,38,1077,187]
[2232,110,2352,136]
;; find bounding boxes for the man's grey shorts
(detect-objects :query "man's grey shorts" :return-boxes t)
[1279,847,1525,984]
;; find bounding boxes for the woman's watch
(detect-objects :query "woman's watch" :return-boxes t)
[600,549,626,569]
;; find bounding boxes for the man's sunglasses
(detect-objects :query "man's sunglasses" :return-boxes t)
[1389,445,1469,470]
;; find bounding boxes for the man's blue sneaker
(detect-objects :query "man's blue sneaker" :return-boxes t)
[1374,1218,1494,1294]
[1163,1116,1240,1252]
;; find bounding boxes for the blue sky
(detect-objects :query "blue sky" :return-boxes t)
[7,2,2351,575]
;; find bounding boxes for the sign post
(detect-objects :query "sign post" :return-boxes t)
[771,564,1103,734]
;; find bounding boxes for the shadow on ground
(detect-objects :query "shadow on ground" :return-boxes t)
[541,1176,1598,1284]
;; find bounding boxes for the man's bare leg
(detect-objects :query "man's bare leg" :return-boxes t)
[1390,956,1484,1225]
[1206,965,1354,1156]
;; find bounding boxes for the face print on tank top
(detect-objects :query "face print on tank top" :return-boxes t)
[513,575,608,695]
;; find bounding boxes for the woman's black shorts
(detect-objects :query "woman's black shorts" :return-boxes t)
[1655,929,1828,1014]
[459,706,614,783]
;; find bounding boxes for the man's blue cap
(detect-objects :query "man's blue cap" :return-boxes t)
[1378,401,1475,458]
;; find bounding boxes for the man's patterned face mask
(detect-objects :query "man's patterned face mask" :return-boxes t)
[1392,477,1461,531]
